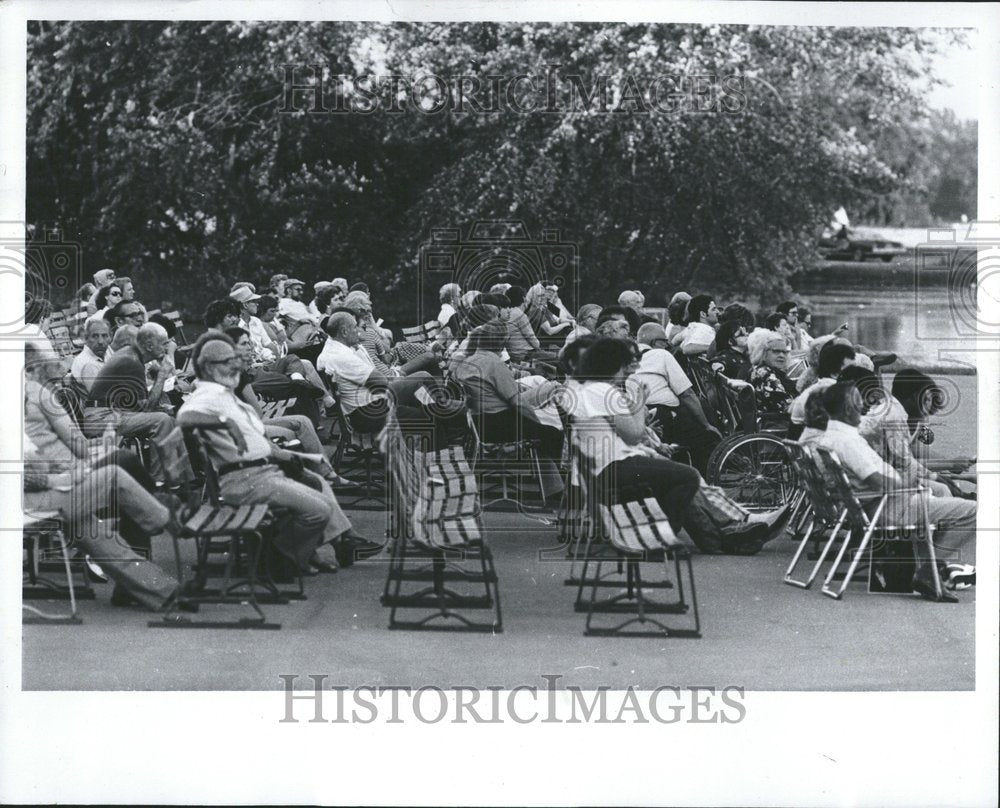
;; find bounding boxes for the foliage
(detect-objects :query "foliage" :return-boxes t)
[26,21,970,322]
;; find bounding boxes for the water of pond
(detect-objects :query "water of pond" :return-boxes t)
[794,269,979,460]
[806,289,978,369]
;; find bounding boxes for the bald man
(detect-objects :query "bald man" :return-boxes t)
[84,323,176,476]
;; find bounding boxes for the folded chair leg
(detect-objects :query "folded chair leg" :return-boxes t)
[920,523,945,600]
[800,511,848,589]
[783,518,816,587]
[823,501,885,599]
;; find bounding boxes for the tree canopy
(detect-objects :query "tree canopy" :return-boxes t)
[26,21,972,322]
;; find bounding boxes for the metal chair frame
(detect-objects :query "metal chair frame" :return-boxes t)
[21,513,89,624]
[380,427,502,632]
[812,446,941,600]
[782,441,849,589]
[325,381,386,508]
[568,416,700,638]
[146,427,280,629]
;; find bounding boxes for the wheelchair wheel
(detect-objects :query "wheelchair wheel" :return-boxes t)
[705,433,796,511]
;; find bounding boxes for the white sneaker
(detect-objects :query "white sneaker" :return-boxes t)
[945,563,975,590]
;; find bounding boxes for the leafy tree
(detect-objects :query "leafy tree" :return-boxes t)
[27,22,964,322]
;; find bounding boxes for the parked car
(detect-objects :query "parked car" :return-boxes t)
[818,226,906,262]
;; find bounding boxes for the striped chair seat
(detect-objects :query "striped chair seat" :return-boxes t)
[182,504,270,537]
[401,320,441,344]
[600,498,683,556]
[259,397,296,419]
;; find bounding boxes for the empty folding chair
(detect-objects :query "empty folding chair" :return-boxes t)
[380,419,502,632]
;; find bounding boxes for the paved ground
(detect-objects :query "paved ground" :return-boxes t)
[22,502,976,691]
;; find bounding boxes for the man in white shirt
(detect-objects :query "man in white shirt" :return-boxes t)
[278,278,322,330]
[817,382,976,601]
[320,312,465,442]
[232,285,279,363]
[70,318,110,393]
[628,323,722,473]
[308,281,332,318]
[677,294,719,356]
[178,332,377,571]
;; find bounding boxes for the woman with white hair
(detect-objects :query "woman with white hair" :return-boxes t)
[523,282,574,347]
[437,283,462,328]
[747,329,797,425]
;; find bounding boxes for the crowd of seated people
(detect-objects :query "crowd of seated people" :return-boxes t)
[28,268,974,615]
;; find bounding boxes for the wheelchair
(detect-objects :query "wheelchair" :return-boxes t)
[683,357,797,511]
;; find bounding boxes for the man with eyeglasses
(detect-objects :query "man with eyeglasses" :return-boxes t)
[107,301,147,332]
[178,332,376,574]
[84,322,177,478]
[775,301,803,350]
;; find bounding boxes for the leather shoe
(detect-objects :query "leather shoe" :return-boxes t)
[310,543,340,573]
[721,522,770,556]
[912,574,958,603]
[325,473,362,491]
[110,585,142,608]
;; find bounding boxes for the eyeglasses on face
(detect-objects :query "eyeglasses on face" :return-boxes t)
[108,290,122,297]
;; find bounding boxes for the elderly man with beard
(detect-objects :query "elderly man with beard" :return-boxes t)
[178,332,380,572]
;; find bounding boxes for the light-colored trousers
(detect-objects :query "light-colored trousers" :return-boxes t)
[24,464,178,610]
[218,465,352,568]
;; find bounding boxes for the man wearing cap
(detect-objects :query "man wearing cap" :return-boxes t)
[86,268,117,315]
[629,322,723,475]
[231,285,275,362]
[278,278,322,331]
[231,286,334,415]
[178,332,379,573]
[308,281,334,318]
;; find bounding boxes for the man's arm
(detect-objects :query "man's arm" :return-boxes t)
[143,357,173,412]
[238,382,264,419]
[860,469,902,496]
[678,388,721,436]
[681,339,710,356]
